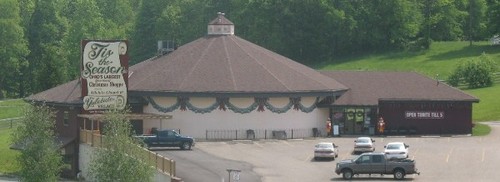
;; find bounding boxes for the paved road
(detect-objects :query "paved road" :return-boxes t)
[154,143,261,182]
[158,122,500,182]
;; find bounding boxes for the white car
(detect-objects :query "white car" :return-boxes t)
[353,137,375,154]
[384,142,409,159]
[314,142,339,160]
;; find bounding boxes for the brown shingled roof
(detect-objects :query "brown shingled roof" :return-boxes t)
[320,71,479,106]
[128,35,347,96]
[25,79,82,105]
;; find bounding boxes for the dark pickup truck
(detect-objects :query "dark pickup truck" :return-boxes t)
[134,129,195,150]
[335,152,419,180]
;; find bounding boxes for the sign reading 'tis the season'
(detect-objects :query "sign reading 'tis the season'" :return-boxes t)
[81,40,128,111]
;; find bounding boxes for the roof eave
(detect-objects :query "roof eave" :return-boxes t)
[378,98,480,103]
[129,89,347,98]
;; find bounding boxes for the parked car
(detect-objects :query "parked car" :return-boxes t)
[314,142,339,160]
[335,152,420,180]
[134,129,195,150]
[384,142,409,159]
[354,137,375,154]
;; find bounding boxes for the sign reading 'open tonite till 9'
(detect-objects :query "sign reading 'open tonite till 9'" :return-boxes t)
[405,111,444,119]
[81,41,128,111]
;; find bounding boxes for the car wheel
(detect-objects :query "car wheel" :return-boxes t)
[342,169,353,180]
[393,169,405,180]
[180,142,192,150]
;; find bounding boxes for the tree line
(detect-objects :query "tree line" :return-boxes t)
[1,0,499,98]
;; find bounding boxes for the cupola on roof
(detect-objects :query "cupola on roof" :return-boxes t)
[207,12,234,35]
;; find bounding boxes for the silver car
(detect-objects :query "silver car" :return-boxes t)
[314,142,339,160]
[353,137,375,154]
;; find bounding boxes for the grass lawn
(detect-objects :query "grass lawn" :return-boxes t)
[466,84,500,122]
[472,123,491,136]
[0,99,26,119]
[0,99,25,174]
[318,41,500,79]
[0,128,20,174]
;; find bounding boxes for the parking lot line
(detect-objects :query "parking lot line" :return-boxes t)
[304,154,312,162]
[482,148,485,162]
[280,140,293,146]
[341,151,351,160]
[254,142,264,148]
[446,148,454,163]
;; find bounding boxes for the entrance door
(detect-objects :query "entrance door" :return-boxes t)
[344,108,365,135]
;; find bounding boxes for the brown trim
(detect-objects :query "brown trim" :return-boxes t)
[77,113,172,120]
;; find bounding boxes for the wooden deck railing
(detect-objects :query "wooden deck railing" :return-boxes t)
[79,129,176,176]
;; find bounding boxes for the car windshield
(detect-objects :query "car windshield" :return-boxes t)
[357,139,369,143]
[316,143,333,149]
[387,144,403,150]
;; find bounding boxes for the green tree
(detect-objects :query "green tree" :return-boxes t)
[11,104,63,181]
[62,0,107,80]
[486,0,500,36]
[420,0,467,41]
[88,109,154,182]
[95,0,137,38]
[130,0,170,64]
[0,0,29,98]
[26,0,69,94]
[466,0,487,45]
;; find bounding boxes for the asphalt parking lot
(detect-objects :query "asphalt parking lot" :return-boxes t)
[159,122,500,182]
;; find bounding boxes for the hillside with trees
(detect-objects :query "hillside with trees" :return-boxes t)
[1,0,500,98]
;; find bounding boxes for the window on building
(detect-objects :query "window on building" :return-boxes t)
[63,111,69,126]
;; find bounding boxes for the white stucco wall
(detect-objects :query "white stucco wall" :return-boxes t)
[143,96,329,139]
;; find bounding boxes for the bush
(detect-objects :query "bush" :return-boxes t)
[11,104,63,182]
[447,53,497,88]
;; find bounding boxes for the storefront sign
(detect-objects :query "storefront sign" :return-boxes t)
[81,40,128,111]
[405,111,444,119]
